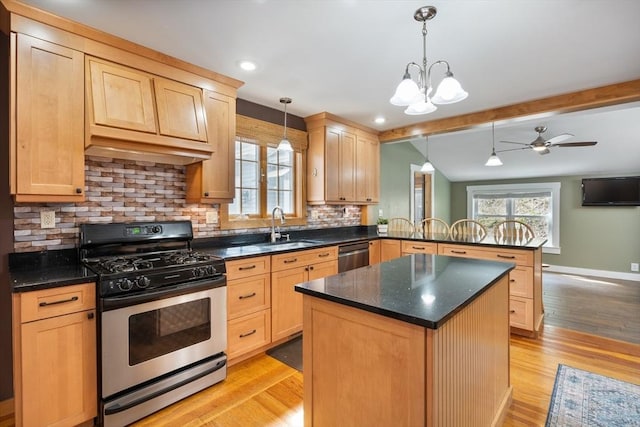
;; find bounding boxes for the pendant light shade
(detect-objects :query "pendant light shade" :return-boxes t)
[277,97,293,152]
[485,122,503,166]
[421,136,435,172]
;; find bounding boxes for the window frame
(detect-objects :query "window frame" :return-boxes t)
[466,182,561,254]
[220,115,307,230]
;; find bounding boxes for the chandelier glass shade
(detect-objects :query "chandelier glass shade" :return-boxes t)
[421,136,435,172]
[390,6,468,115]
[277,97,293,152]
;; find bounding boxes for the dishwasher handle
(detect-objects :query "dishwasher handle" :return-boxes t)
[338,241,370,254]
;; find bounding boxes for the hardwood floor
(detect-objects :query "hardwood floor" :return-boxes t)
[542,271,640,344]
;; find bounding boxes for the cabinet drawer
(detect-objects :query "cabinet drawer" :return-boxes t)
[439,244,533,266]
[271,246,338,272]
[226,256,270,280]
[227,274,271,319]
[509,266,533,298]
[509,297,534,330]
[20,283,95,323]
[227,309,271,359]
[401,241,437,255]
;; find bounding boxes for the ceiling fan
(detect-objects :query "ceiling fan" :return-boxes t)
[498,125,598,155]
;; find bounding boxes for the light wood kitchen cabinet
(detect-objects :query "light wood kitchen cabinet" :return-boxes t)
[85,56,213,164]
[401,240,438,255]
[185,90,236,202]
[10,33,85,202]
[380,239,402,262]
[12,283,97,427]
[271,246,338,341]
[438,243,542,336]
[355,133,380,203]
[368,240,381,265]
[225,256,271,360]
[305,112,380,205]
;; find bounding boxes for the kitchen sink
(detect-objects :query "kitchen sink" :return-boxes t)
[250,239,323,251]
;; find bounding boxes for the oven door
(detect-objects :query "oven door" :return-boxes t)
[100,278,226,398]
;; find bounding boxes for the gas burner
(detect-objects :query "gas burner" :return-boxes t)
[101,257,154,273]
[167,251,213,265]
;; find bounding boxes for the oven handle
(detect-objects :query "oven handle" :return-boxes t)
[103,357,227,415]
[100,277,225,311]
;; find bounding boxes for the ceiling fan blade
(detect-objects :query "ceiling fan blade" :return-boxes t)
[553,141,598,147]
[546,133,574,144]
[499,140,530,146]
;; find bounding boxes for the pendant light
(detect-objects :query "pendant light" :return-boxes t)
[485,122,503,166]
[421,136,434,172]
[277,97,293,152]
[389,6,468,116]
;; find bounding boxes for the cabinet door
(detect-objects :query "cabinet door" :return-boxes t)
[339,130,356,202]
[308,260,338,280]
[154,77,207,141]
[14,34,85,201]
[185,91,236,202]
[87,57,157,133]
[356,133,380,203]
[271,266,307,341]
[369,240,381,265]
[21,310,97,427]
[380,239,402,261]
[324,128,341,202]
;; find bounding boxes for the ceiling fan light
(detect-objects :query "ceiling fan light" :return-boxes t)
[532,145,548,152]
[404,99,437,115]
[277,138,293,152]
[431,75,468,105]
[390,78,421,106]
[485,151,503,166]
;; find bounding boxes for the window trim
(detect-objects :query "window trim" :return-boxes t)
[466,182,561,254]
[220,115,308,230]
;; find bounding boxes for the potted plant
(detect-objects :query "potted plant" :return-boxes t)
[377,217,388,234]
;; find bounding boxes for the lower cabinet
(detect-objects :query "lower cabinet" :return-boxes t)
[12,283,97,427]
[380,239,402,262]
[401,240,437,255]
[271,247,338,342]
[225,256,271,360]
[368,240,381,265]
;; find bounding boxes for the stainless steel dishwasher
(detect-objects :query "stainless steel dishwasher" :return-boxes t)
[338,241,370,272]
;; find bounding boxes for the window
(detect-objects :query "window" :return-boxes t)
[229,140,295,216]
[221,115,307,230]
[467,183,561,253]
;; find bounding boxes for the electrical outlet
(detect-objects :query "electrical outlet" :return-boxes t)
[205,211,218,224]
[378,209,383,216]
[40,211,55,229]
[632,263,639,272]
[311,210,319,219]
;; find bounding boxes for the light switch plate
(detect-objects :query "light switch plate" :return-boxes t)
[41,211,55,229]
[632,263,639,272]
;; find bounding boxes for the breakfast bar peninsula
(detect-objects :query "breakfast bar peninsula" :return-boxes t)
[295,254,514,427]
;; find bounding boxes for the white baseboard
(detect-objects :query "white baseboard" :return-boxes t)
[544,264,640,282]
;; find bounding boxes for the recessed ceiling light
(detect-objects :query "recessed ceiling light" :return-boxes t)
[374,117,386,124]
[239,61,256,71]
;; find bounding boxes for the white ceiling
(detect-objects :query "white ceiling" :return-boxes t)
[18,0,640,181]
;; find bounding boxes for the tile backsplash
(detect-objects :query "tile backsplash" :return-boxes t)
[12,156,361,252]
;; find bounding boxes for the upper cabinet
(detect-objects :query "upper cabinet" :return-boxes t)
[185,90,236,203]
[305,112,380,205]
[85,57,212,164]
[10,33,86,203]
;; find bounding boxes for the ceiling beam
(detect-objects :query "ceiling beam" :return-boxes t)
[379,79,640,143]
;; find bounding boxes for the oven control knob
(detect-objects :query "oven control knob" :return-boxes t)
[193,268,203,278]
[137,276,151,288]
[205,265,215,276]
[118,278,133,291]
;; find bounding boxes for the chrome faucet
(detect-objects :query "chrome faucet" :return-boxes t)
[271,206,286,242]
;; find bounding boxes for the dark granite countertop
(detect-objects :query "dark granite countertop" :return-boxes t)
[379,231,547,250]
[295,254,514,329]
[9,249,97,293]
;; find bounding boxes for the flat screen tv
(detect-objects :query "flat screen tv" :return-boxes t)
[581,176,640,206]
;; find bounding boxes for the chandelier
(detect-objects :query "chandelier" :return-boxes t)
[390,6,468,115]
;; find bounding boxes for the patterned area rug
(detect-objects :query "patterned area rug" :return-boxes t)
[546,364,640,426]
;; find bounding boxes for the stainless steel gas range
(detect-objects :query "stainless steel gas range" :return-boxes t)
[80,221,227,427]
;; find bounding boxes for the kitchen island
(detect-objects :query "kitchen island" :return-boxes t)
[295,254,514,427]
